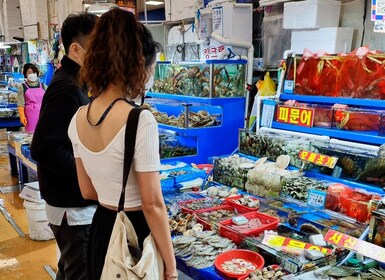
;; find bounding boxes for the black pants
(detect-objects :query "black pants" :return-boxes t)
[87,205,150,280]
[50,219,91,280]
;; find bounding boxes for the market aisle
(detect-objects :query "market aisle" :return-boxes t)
[0,140,192,280]
[0,140,57,280]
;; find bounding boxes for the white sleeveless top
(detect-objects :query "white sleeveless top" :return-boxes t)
[68,108,160,208]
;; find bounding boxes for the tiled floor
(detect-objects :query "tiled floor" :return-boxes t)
[0,140,192,280]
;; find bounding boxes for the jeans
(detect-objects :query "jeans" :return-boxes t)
[50,219,91,280]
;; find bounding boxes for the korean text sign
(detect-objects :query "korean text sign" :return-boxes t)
[276,105,314,127]
[325,229,385,263]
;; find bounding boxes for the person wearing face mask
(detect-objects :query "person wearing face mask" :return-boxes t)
[17,63,47,132]
[30,13,98,280]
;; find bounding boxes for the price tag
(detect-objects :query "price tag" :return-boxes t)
[298,150,338,169]
[283,259,300,274]
[307,189,327,209]
[169,202,180,216]
[260,99,276,128]
[284,80,294,93]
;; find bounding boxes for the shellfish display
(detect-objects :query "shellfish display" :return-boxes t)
[213,155,255,190]
[281,177,328,202]
[172,230,236,269]
[221,258,256,275]
[246,265,285,280]
[239,130,319,169]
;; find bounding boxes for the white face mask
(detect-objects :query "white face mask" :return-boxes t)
[144,75,154,96]
[27,73,38,83]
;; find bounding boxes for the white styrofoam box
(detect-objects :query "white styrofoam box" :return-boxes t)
[291,27,354,55]
[19,181,43,203]
[165,0,203,21]
[168,24,199,45]
[212,2,252,43]
[284,0,341,29]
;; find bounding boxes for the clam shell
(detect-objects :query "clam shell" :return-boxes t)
[276,155,290,169]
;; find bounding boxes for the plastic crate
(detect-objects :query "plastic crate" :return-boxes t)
[224,195,260,213]
[220,212,280,244]
[195,205,239,230]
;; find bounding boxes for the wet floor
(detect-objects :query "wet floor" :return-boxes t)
[0,140,57,280]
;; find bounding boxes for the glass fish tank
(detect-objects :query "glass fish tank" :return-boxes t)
[313,143,381,185]
[144,98,223,128]
[152,60,247,98]
[239,129,319,169]
[159,128,197,159]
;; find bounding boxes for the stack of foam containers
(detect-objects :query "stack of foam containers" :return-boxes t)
[283,0,354,54]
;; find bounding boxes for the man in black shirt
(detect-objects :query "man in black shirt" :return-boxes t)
[30,13,97,280]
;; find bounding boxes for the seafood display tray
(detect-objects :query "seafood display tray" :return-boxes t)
[220,212,280,244]
[178,198,224,214]
[260,199,366,237]
[224,195,260,213]
[195,205,239,230]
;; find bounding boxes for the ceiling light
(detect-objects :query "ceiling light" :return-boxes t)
[146,1,164,5]
[0,45,11,49]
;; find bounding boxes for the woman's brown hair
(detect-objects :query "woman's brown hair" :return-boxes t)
[80,8,146,98]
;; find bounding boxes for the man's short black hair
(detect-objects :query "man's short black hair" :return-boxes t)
[61,13,97,54]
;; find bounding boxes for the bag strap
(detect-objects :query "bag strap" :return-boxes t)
[118,107,146,212]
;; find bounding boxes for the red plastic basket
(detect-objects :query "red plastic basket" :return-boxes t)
[220,212,280,244]
[195,205,239,230]
[214,249,265,279]
[225,195,260,213]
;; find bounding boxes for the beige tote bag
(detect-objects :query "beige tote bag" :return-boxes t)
[100,211,164,280]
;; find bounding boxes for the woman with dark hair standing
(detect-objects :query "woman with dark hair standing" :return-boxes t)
[17,63,46,132]
[68,8,177,280]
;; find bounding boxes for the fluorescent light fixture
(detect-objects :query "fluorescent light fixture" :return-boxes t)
[0,43,10,49]
[146,1,164,5]
[87,3,118,16]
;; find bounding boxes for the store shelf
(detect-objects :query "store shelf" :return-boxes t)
[271,121,385,145]
[280,94,385,108]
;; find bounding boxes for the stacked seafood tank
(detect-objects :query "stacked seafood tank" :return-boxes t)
[153,60,246,98]
[239,129,319,169]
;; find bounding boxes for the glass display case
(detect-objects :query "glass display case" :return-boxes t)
[152,60,247,98]
[146,98,222,129]
[0,90,18,105]
[159,128,197,159]
[239,129,319,169]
